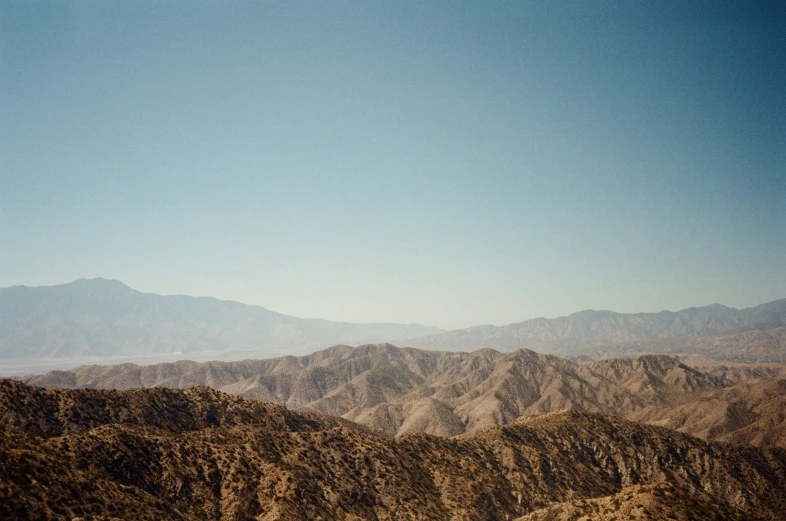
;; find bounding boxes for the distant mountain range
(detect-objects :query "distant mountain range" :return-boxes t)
[408,299,786,362]
[0,278,443,359]
[1,278,784,364]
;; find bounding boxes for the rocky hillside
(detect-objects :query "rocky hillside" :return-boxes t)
[2,381,786,520]
[407,299,786,359]
[24,343,786,447]
[23,344,725,437]
[517,482,754,521]
[0,279,441,359]
[0,379,361,438]
[628,378,786,448]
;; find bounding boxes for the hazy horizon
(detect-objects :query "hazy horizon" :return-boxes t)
[3,2,784,330]
[3,277,784,332]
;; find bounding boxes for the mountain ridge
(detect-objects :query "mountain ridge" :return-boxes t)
[0,279,443,360]
[23,343,786,447]
[408,298,786,357]
[3,278,784,368]
[2,380,785,520]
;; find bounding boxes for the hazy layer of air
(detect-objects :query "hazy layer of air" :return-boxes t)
[2,2,783,329]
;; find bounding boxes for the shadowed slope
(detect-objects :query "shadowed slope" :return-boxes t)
[2,381,785,520]
[0,379,363,438]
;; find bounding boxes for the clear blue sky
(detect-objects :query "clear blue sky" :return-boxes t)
[2,1,784,329]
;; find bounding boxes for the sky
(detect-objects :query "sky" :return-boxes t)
[1,1,784,330]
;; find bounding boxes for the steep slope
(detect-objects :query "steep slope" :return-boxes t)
[677,356,786,383]
[517,482,755,521]
[0,279,442,360]
[581,355,723,402]
[2,381,786,520]
[0,379,361,438]
[24,344,729,438]
[628,378,786,448]
[407,299,786,358]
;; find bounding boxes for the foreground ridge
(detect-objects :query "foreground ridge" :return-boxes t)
[2,380,785,520]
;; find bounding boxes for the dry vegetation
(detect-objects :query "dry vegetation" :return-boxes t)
[517,482,758,521]
[2,380,786,520]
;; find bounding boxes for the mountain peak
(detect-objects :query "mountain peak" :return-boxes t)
[0,280,443,361]
[70,277,135,291]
